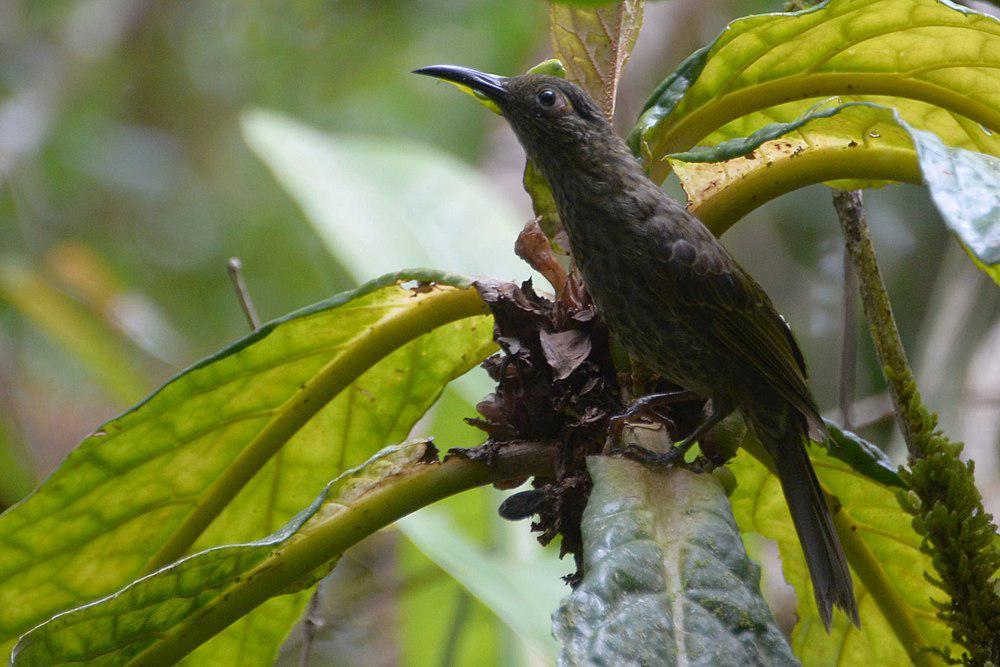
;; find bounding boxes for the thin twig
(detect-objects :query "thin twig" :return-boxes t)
[227,257,260,331]
[839,249,858,430]
[823,392,893,432]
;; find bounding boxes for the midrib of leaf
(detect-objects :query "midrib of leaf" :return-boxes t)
[741,445,940,665]
[689,141,922,233]
[653,482,689,667]
[597,5,628,117]
[651,72,1000,181]
[550,1,642,119]
[120,446,548,667]
[142,286,488,573]
[832,507,933,666]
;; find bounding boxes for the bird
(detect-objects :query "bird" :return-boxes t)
[414,64,859,631]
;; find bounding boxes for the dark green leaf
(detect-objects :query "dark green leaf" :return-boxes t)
[554,457,797,665]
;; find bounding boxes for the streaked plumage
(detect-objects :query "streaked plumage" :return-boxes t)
[416,65,859,630]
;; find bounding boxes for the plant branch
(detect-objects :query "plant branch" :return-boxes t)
[227,257,260,331]
[832,191,921,455]
[832,189,1000,664]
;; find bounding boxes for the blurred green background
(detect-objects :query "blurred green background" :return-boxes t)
[1,0,998,664]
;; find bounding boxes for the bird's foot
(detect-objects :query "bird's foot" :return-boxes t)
[610,400,733,467]
[620,438,695,467]
[605,390,700,453]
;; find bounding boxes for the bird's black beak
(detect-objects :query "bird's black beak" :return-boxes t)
[413,65,508,103]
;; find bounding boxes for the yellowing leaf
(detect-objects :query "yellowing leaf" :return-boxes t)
[629,0,1000,182]
[729,444,956,664]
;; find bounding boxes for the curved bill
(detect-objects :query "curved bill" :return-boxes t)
[413,65,508,102]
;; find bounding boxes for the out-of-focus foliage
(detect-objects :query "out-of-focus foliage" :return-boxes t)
[241,111,533,284]
[0,419,33,509]
[1,0,998,664]
[397,509,568,659]
[0,261,147,402]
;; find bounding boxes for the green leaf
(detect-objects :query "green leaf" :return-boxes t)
[630,0,1000,184]
[907,122,1000,270]
[13,440,556,665]
[728,444,958,664]
[823,418,903,489]
[241,111,533,285]
[554,457,797,665]
[549,0,644,117]
[11,441,503,666]
[397,507,569,660]
[0,261,147,403]
[0,270,493,661]
[665,101,1000,279]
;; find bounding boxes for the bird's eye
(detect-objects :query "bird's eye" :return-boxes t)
[537,89,557,107]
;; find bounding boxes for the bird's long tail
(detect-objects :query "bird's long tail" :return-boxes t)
[767,425,859,631]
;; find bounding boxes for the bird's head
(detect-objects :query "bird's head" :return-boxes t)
[413,65,615,169]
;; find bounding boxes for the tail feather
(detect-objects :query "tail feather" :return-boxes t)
[769,427,859,630]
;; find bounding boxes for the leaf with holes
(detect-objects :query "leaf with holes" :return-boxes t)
[0,270,493,663]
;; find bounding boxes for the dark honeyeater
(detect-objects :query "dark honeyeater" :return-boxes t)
[415,65,859,630]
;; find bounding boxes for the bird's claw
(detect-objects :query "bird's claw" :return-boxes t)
[619,442,688,467]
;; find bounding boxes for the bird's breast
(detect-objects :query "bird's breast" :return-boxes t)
[565,218,718,395]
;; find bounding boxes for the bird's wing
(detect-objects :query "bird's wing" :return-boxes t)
[644,217,824,437]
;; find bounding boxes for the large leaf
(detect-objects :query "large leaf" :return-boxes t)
[397,507,569,660]
[665,101,1000,279]
[553,457,797,665]
[728,444,957,664]
[241,110,534,285]
[629,0,1000,181]
[11,440,526,666]
[0,270,493,660]
[549,0,644,117]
